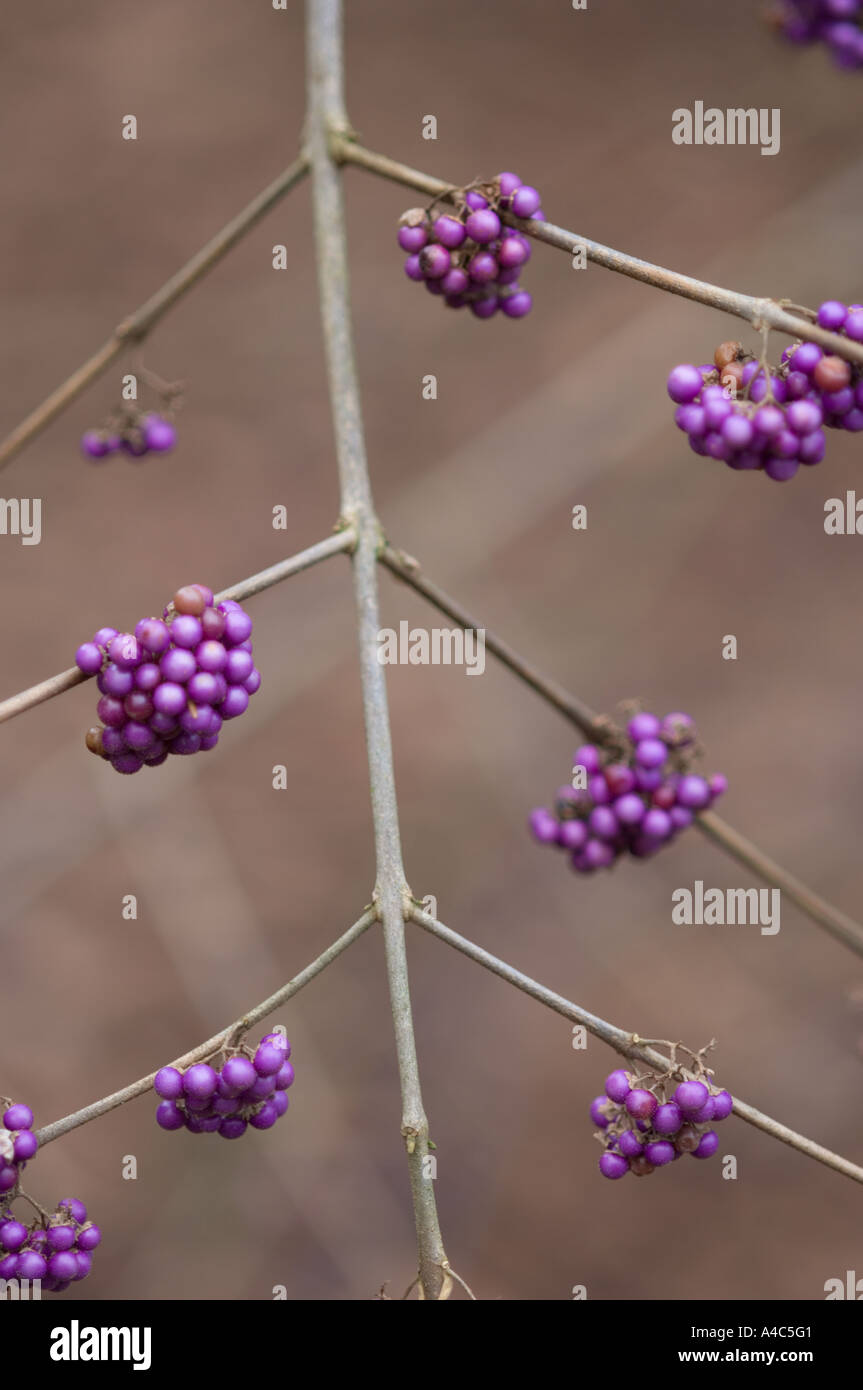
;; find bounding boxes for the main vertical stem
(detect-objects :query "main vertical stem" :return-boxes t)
[305,0,450,1299]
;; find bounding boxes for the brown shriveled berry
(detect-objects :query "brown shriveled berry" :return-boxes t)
[172,585,206,616]
[628,1154,655,1177]
[399,207,428,230]
[714,341,742,370]
[675,1122,700,1153]
[720,361,744,394]
[85,727,104,757]
[813,355,852,394]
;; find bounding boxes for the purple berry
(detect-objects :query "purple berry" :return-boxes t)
[613,793,645,826]
[81,430,111,459]
[221,1056,257,1094]
[3,1103,33,1131]
[589,806,619,841]
[253,1043,286,1077]
[170,614,203,650]
[47,1225,76,1252]
[557,819,587,851]
[676,775,711,809]
[183,1064,218,1100]
[142,416,177,452]
[159,647,196,684]
[249,1100,280,1130]
[644,1140,676,1167]
[605,1069,631,1103]
[692,1130,720,1159]
[75,642,103,675]
[221,686,249,719]
[48,1251,79,1281]
[618,1129,644,1157]
[667,365,703,405]
[156,1101,185,1131]
[17,1250,48,1280]
[817,300,847,330]
[642,808,673,841]
[599,1151,629,1179]
[154,1066,184,1100]
[589,1096,610,1128]
[0,1221,28,1252]
[509,185,541,218]
[58,1198,87,1224]
[529,808,558,844]
[500,290,532,318]
[497,236,529,269]
[432,215,466,249]
[635,738,667,769]
[419,244,451,279]
[13,1130,38,1162]
[712,1089,733,1120]
[625,1089,658,1121]
[674,1079,709,1114]
[219,1118,247,1139]
[467,251,498,284]
[791,342,823,375]
[653,1102,683,1135]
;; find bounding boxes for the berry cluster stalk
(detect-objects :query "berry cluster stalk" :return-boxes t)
[305,0,450,1300]
[381,546,863,961]
[408,904,863,1187]
[34,906,377,1149]
[333,140,863,367]
[0,528,355,725]
[0,157,309,474]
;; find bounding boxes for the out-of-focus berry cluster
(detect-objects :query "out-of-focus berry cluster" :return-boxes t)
[773,0,863,69]
[530,710,726,873]
[81,410,177,462]
[398,172,544,319]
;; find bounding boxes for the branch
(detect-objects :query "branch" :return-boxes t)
[306,0,449,1299]
[409,905,863,1188]
[381,544,863,961]
[0,527,354,726]
[0,156,309,472]
[34,906,377,1148]
[334,140,863,367]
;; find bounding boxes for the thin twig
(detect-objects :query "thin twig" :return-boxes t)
[409,905,863,1187]
[306,0,449,1299]
[0,528,354,725]
[33,906,377,1148]
[381,544,863,961]
[335,140,863,368]
[0,157,309,472]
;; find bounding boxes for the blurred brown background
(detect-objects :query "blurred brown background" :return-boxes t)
[1,0,862,1301]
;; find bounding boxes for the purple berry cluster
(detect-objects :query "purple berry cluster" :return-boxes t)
[0,1199,101,1292]
[0,1101,39,1196]
[154,1031,294,1139]
[81,412,177,462]
[591,1065,732,1180]
[75,584,260,775]
[398,171,544,319]
[774,0,863,69]
[529,710,726,873]
[668,313,863,481]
